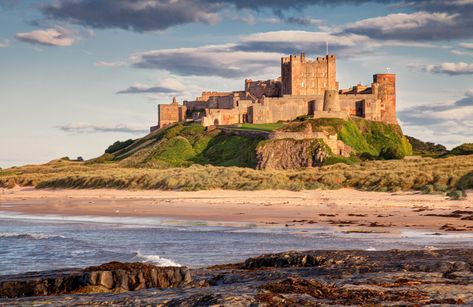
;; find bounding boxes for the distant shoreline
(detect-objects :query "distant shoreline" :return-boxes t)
[1,187,472,233]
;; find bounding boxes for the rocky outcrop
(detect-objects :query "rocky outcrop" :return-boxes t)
[256,138,327,170]
[2,250,473,305]
[0,262,191,298]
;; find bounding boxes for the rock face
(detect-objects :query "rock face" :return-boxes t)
[256,139,327,170]
[0,262,191,298]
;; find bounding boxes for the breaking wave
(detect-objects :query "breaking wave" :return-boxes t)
[0,232,66,240]
[131,251,181,267]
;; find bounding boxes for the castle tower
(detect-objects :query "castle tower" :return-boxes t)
[323,89,341,112]
[281,53,337,96]
[373,74,397,124]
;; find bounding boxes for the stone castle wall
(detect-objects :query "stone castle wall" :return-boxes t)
[152,53,398,132]
[245,79,281,98]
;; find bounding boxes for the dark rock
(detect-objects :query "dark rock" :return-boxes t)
[0,262,191,298]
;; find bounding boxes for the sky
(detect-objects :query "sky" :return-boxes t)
[1,0,472,168]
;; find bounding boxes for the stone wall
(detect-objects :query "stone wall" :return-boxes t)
[245,79,281,98]
[268,123,352,157]
[250,96,309,124]
[202,108,244,126]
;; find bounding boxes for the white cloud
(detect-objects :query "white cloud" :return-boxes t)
[459,42,473,50]
[128,30,382,78]
[94,61,127,68]
[345,12,457,32]
[130,43,284,79]
[423,62,473,75]
[399,89,473,147]
[15,26,77,47]
[57,123,149,134]
[341,10,473,41]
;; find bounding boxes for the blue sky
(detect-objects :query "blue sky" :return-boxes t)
[1,0,472,167]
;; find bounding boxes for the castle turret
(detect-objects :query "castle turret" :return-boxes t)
[373,74,397,124]
[323,89,341,112]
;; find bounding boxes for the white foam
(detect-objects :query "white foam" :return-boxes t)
[132,251,181,267]
[0,232,65,240]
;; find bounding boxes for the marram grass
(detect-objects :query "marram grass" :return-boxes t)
[1,155,472,193]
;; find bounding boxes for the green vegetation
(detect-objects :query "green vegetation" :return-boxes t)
[282,117,412,157]
[105,139,134,154]
[236,123,284,132]
[89,118,417,170]
[405,136,447,156]
[450,143,473,156]
[104,123,261,168]
[1,155,472,194]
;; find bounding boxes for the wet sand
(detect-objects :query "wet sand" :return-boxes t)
[1,187,472,232]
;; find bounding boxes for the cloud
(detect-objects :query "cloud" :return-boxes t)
[94,61,127,68]
[41,0,221,32]
[412,62,473,75]
[130,43,283,78]
[0,39,10,48]
[15,26,78,46]
[399,90,473,147]
[340,11,473,41]
[57,123,148,134]
[37,0,437,32]
[128,30,380,78]
[459,42,473,50]
[339,0,473,42]
[455,89,473,106]
[117,78,186,94]
[237,31,375,56]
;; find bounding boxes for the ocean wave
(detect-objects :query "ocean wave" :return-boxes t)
[131,251,181,267]
[0,232,66,240]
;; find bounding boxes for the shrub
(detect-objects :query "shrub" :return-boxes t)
[447,190,467,200]
[450,143,473,156]
[378,147,405,160]
[105,139,134,154]
[421,184,435,194]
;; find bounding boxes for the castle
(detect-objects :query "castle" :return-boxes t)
[151,53,397,131]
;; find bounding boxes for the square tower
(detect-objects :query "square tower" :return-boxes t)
[281,53,338,96]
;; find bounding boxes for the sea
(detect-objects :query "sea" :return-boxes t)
[1,211,473,275]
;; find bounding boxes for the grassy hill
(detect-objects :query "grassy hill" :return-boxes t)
[97,123,263,168]
[2,118,472,195]
[95,118,413,169]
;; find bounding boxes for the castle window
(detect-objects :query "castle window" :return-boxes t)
[301,82,304,87]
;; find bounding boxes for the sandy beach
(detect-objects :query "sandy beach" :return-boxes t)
[1,187,472,232]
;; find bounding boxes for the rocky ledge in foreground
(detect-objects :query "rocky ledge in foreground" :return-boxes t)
[2,249,473,306]
[0,262,191,298]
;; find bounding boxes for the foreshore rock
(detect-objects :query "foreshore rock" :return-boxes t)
[2,249,473,305]
[0,261,191,298]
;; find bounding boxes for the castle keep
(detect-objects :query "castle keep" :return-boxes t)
[151,53,397,131]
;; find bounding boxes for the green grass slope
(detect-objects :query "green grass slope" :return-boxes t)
[95,123,263,168]
[95,118,412,169]
[284,118,412,158]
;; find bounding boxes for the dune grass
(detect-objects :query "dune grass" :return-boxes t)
[1,155,472,194]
